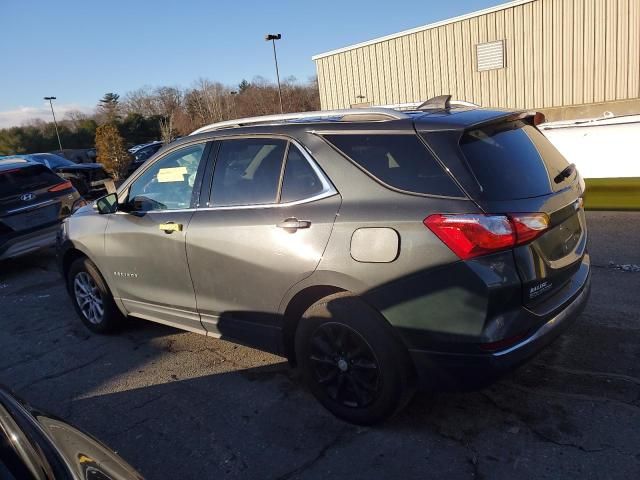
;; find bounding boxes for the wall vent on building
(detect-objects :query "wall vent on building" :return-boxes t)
[476,40,505,71]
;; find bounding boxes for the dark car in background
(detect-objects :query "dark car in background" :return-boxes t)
[1,158,82,261]
[59,97,590,424]
[9,153,112,198]
[127,141,163,175]
[0,387,142,480]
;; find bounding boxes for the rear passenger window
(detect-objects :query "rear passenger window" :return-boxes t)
[280,146,324,203]
[0,164,64,197]
[324,134,462,197]
[211,139,286,206]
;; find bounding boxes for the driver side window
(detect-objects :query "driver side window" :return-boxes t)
[127,144,205,212]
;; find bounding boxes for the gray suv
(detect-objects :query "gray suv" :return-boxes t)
[58,97,590,424]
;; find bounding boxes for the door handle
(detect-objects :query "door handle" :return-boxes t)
[276,218,311,231]
[159,222,183,233]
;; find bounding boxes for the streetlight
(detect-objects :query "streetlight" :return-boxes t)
[43,96,63,152]
[265,33,283,114]
[230,91,238,117]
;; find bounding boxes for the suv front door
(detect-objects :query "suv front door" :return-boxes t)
[104,142,209,332]
[186,137,340,351]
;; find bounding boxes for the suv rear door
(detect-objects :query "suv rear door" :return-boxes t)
[186,137,340,352]
[420,115,588,309]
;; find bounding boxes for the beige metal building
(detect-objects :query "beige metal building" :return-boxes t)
[312,0,640,119]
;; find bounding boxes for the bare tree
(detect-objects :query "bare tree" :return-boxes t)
[119,77,320,136]
[122,87,159,117]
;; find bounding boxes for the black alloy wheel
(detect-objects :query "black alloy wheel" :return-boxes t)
[295,292,415,425]
[309,323,381,408]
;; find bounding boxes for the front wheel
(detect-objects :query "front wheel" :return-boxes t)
[295,293,415,425]
[67,257,123,333]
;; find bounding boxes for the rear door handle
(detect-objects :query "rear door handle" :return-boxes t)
[159,222,183,234]
[276,218,311,231]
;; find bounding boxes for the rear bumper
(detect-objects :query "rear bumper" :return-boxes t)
[0,224,58,261]
[409,267,591,390]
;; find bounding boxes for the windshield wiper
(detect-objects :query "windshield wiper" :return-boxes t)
[554,163,576,184]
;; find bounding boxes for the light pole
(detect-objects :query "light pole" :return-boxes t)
[44,96,63,152]
[265,33,283,114]
[230,91,238,117]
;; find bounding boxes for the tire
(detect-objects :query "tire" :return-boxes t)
[67,257,124,333]
[295,292,415,425]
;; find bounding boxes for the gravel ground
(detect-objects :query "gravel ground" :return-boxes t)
[1,211,639,479]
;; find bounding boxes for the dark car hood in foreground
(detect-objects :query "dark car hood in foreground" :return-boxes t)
[0,387,142,480]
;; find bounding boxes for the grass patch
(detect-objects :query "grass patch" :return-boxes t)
[584,178,640,211]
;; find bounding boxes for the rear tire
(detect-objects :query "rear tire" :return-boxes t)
[295,292,415,425]
[67,257,123,333]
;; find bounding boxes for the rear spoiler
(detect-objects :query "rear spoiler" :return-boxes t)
[464,110,546,130]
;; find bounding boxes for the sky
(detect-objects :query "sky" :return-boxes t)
[0,0,505,128]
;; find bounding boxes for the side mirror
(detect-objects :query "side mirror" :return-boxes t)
[94,193,119,214]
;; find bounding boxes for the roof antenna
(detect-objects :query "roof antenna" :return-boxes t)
[416,95,452,110]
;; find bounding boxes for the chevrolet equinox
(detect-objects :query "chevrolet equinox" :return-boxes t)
[58,96,590,424]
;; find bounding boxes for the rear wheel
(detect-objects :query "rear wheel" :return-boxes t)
[67,257,123,333]
[295,293,415,425]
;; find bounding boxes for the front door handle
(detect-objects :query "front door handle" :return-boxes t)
[276,218,311,231]
[159,222,183,234]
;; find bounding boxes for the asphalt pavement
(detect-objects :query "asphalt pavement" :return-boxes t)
[1,211,639,479]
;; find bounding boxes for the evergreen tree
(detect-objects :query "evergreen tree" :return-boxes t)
[98,93,121,123]
[238,79,250,93]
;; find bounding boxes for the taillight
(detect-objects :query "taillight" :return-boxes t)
[510,213,549,243]
[424,213,550,260]
[533,111,546,126]
[48,180,73,192]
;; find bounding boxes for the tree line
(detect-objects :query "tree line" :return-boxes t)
[0,76,320,156]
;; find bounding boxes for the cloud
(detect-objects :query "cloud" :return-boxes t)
[0,103,95,129]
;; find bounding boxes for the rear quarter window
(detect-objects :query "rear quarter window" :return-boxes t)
[459,121,572,200]
[323,134,463,197]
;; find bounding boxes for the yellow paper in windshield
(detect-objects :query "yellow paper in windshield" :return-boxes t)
[157,166,187,183]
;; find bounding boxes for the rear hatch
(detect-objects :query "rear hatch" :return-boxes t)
[420,113,587,309]
[0,164,70,235]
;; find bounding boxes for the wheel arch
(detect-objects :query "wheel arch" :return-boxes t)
[282,285,347,365]
[61,242,127,317]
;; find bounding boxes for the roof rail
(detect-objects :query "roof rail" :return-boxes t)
[190,108,410,135]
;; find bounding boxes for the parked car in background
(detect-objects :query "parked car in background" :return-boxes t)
[0,386,142,479]
[1,157,82,261]
[127,141,164,175]
[128,141,162,155]
[59,97,590,424]
[10,153,112,198]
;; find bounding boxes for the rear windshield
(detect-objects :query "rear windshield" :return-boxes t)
[0,165,62,197]
[459,120,573,200]
[323,134,463,197]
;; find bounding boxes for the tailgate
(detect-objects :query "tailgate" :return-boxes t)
[424,116,588,307]
[2,202,61,231]
[513,198,587,307]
